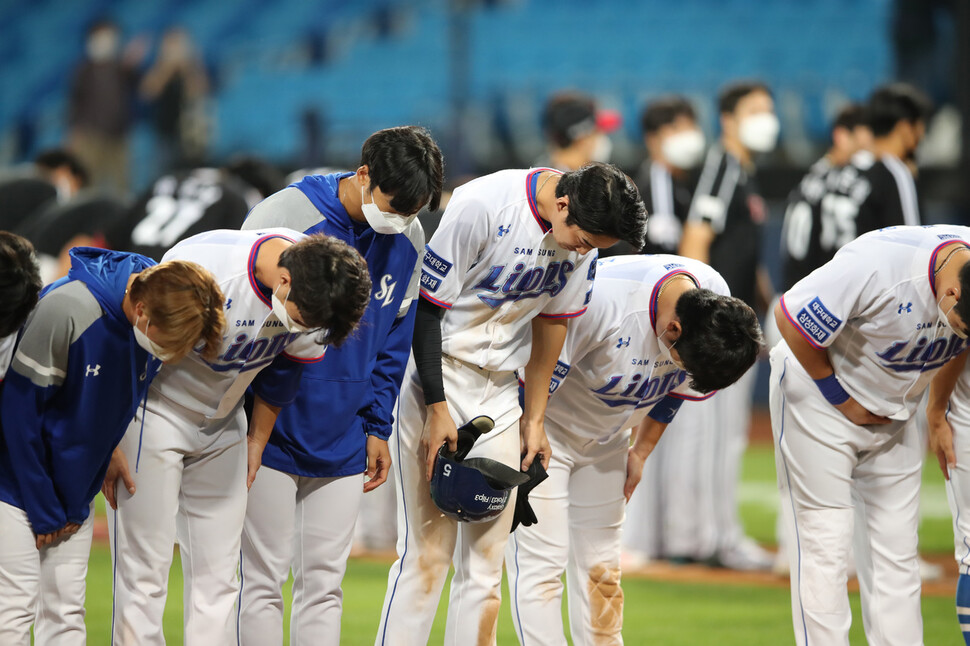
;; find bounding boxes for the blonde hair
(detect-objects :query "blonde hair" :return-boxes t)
[128,260,226,362]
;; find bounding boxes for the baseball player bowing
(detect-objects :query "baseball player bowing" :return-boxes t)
[236,126,443,645]
[104,229,371,646]
[771,224,970,645]
[507,254,762,646]
[923,251,970,645]
[0,247,225,646]
[376,163,648,645]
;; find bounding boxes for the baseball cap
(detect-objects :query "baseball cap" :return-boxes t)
[543,92,622,148]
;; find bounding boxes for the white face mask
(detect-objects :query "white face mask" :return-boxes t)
[272,284,309,334]
[938,296,968,339]
[133,318,175,362]
[739,112,780,153]
[361,185,415,235]
[658,328,685,370]
[662,129,706,169]
[591,134,613,163]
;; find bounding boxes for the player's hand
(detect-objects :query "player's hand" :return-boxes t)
[423,404,458,481]
[519,418,551,471]
[623,447,648,502]
[101,447,135,510]
[928,412,957,480]
[35,524,70,550]
[246,435,265,490]
[364,435,391,493]
[834,397,891,427]
[62,522,82,536]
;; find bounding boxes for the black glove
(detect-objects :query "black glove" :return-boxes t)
[510,455,548,533]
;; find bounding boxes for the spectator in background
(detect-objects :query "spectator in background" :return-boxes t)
[140,27,211,174]
[664,81,778,571]
[0,149,89,233]
[67,19,146,197]
[537,91,621,171]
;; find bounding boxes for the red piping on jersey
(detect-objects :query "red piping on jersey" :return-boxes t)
[669,390,715,402]
[649,270,700,332]
[526,168,561,233]
[537,308,587,319]
[419,290,453,309]
[247,234,297,306]
[779,294,825,349]
[282,349,326,364]
[928,240,969,298]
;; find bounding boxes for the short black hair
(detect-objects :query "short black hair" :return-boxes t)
[34,148,89,187]
[675,289,763,393]
[718,81,772,115]
[278,235,372,347]
[832,103,868,133]
[641,96,697,136]
[543,91,598,148]
[866,83,933,137]
[0,232,42,337]
[954,260,970,328]
[361,126,444,214]
[555,162,648,250]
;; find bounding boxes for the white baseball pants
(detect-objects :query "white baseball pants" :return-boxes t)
[0,500,94,646]
[769,343,923,646]
[505,422,628,646]
[376,354,521,646]
[108,392,248,646]
[238,467,363,646]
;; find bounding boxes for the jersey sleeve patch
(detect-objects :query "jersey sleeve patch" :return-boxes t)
[420,270,442,293]
[422,246,453,277]
[785,295,841,346]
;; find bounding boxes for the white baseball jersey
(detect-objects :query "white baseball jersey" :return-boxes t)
[779,224,970,420]
[543,254,724,443]
[420,169,597,372]
[151,228,326,419]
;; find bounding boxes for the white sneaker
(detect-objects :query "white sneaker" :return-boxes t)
[715,538,775,572]
[620,549,651,571]
[919,557,944,582]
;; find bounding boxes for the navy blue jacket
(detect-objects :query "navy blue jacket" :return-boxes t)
[0,248,159,534]
[243,173,423,477]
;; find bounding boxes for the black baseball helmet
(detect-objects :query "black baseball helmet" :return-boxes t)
[429,415,530,523]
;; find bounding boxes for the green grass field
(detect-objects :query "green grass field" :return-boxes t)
[80,445,964,645]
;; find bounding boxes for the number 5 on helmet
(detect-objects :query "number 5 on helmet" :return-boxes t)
[429,415,530,523]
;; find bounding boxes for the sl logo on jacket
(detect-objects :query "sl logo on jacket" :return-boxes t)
[374,274,397,308]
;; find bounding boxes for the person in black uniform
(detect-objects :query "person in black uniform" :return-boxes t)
[854,83,931,230]
[0,149,88,232]
[108,157,284,261]
[668,80,778,570]
[780,103,872,291]
[635,96,706,256]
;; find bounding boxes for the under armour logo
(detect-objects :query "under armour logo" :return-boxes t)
[85,364,101,377]
[616,337,630,348]
[898,302,912,314]
[497,225,511,237]
[225,298,232,310]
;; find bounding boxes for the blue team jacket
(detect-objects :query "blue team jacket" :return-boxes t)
[0,248,159,534]
[255,172,420,477]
